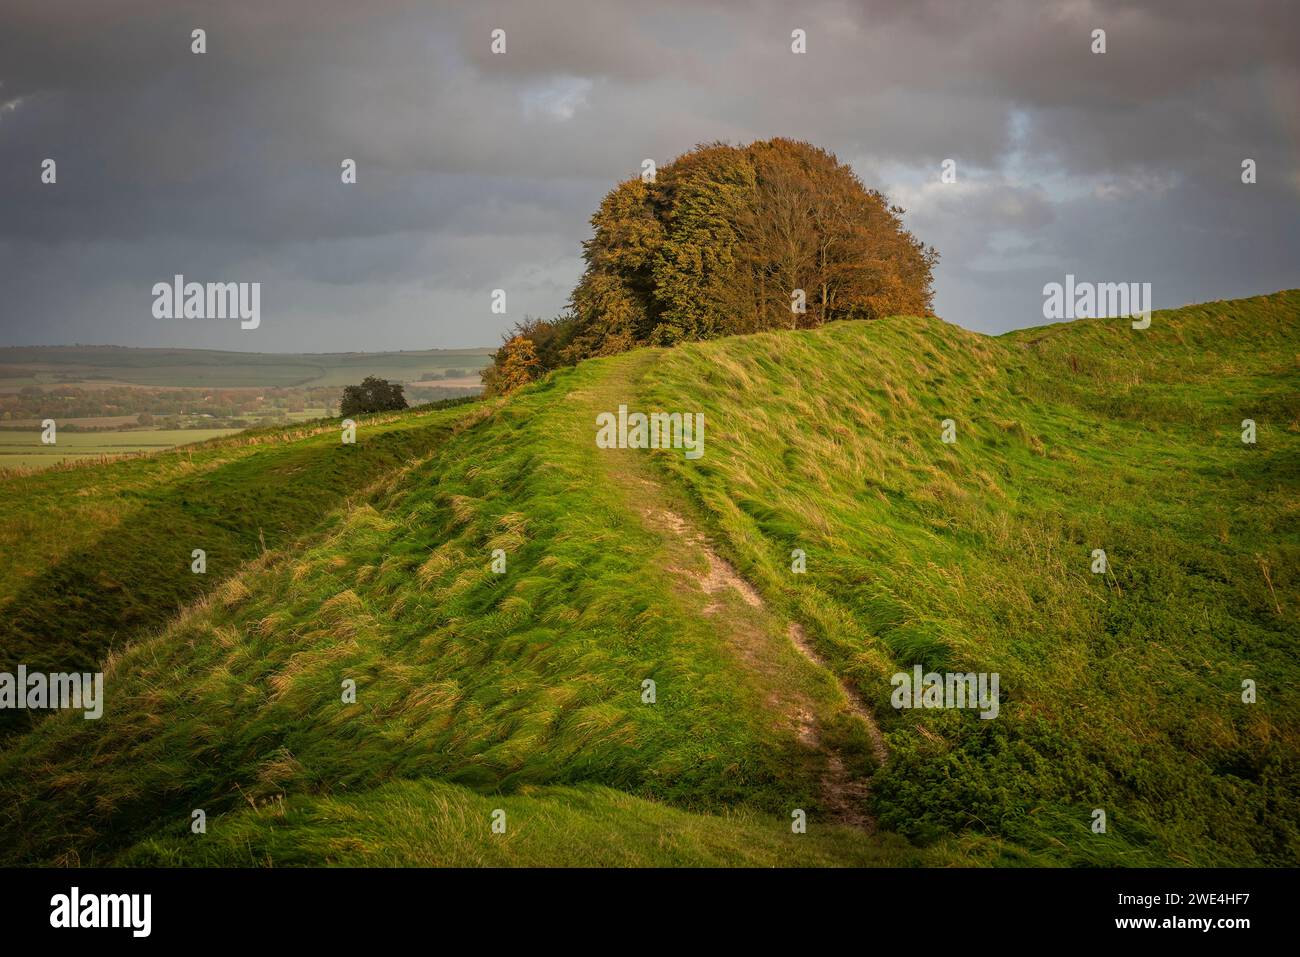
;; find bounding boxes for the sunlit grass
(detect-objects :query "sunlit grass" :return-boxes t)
[1,291,1295,866]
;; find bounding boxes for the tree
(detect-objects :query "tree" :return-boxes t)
[493,336,541,394]
[339,376,408,416]
[573,139,936,346]
[484,137,938,386]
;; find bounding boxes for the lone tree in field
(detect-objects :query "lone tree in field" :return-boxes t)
[339,376,408,416]
[483,138,938,391]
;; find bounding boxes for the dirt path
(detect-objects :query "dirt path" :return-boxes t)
[786,621,889,766]
[586,355,887,829]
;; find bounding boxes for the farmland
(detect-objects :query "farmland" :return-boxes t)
[0,345,492,391]
[0,428,241,470]
[0,344,492,471]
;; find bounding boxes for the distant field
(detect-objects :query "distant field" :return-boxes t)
[282,407,330,421]
[0,345,493,390]
[0,428,239,470]
[5,415,143,428]
[407,376,483,391]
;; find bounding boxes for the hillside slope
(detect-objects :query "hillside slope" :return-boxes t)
[644,289,1299,863]
[0,402,476,735]
[1,291,1295,866]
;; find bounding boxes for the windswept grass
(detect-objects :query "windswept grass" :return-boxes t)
[118,778,958,868]
[0,399,479,731]
[0,292,1294,867]
[641,290,1300,865]
[0,360,899,866]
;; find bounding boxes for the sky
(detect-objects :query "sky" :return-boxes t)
[1,0,1297,352]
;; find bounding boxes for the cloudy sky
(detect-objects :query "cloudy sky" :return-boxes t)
[1,0,1297,351]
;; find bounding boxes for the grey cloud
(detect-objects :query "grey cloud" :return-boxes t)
[0,0,1296,351]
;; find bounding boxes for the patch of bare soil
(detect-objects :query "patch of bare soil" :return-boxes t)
[787,622,889,766]
[646,504,887,829]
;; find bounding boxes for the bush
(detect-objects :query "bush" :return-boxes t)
[492,337,541,394]
[339,376,408,417]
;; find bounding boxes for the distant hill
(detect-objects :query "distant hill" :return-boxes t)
[0,344,493,390]
[0,291,1295,867]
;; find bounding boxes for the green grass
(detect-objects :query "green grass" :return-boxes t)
[0,291,1295,867]
[118,778,962,867]
[0,361,901,866]
[640,290,1300,865]
[0,401,480,736]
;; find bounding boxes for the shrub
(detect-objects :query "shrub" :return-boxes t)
[339,376,408,416]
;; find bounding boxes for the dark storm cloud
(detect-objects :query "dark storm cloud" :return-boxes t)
[0,0,1296,349]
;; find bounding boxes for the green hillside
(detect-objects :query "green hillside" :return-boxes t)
[0,400,478,735]
[0,291,1295,867]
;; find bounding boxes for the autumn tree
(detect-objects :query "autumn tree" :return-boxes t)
[484,138,938,387]
[492,335,542,394]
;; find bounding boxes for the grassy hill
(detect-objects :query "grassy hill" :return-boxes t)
[0,291,1295,867]
[0,400,479,734]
